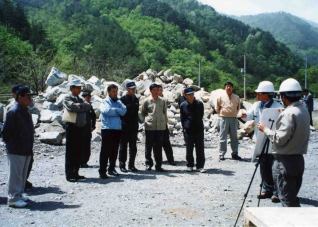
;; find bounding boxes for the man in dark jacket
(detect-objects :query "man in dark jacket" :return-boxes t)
[180,87,206,173]
[178,88,187,146]
[63,80,91,181]
[2,86,36,208]
[119,82,139,172]
[303,89,313,126]
[80,91,96,168]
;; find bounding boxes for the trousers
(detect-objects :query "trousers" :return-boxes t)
[219,117,238,155]
[119,131,138,169]
[145,130,164,169]
[186,131,205,169]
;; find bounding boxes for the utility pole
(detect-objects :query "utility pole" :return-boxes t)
[304,57,308,89]
[243,54,246,100]
[198,60,201,87]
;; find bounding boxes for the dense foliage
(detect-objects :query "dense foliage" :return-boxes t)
[1,0,317,95]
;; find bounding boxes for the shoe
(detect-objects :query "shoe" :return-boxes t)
[198,168,206,173]
[187,167,193,172]
[8,200,27,208]
[25,180,33,190]
[66,173,77,182]
[120,167,128,173]
[257,192,272,199]
[271,195,281,203]
[168,161,176,166]
[108,169,119,176]
[75,175,86,180]
[155,167,165,172]
[146,165,152,171]
[80,164,89,168]
[99,173,108,179]
[219,155,225,161]
[21,196,29,202]
[128,167,139,172]
[231,154,242,160]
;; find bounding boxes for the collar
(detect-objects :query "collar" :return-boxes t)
[260,99,274,108]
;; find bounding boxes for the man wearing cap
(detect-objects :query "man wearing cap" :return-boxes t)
[141,83,167,172]
[180,87,206,173]
[178,88,187,146]
[99,84,126,178]
[241,81,282,203]
[216,82,241,161]
[258,78,310,207]
[303,89,313,126]
[2,86,36,208]
[63,80,91,181]
[158,84,176,166]
[118,81,139,172]
[80,91,96,168]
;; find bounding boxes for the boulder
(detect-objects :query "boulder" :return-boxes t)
[84,82,100,92]
[167,110,174,118]
[45,67,68,86]
[87,76,101,88]
[183,78,193,86]
[168,118,177,125]
[39,132,62,145]
[162,90,174,104]
[91,132,102,142]
[31,114,39,126]
[44,82,69,101]
[68,74,85,82]
[136,79,153,95]
[39,109,62,123]
[55,94,69,108]
[172,74,183,84]
[244,120,255,135]
[43,101,59,111]
[174,114,181,122]
[169,105,177,114]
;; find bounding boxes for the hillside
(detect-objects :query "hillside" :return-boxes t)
[0,0,311,94]
[235,12,318,66]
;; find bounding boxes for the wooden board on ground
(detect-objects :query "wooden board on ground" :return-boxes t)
[252,108,281,162]
[244,207,318,227]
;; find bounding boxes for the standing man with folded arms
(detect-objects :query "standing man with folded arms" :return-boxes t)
[2,86,36,208]
[99,84,126,179]
[119,82,139,173]
[63,80,91,181]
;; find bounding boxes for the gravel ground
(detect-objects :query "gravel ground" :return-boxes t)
[0,124,318,226]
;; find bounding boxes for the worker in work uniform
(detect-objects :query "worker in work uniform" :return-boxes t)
[258,78,310,207]
[241,81,282,203]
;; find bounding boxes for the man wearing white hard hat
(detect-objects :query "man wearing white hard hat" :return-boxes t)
[258,78,310,207]
[242,81,282,203]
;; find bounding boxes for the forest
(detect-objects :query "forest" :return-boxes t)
[1,0,318,96]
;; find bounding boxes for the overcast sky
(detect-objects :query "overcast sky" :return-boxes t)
[198,0,318,24]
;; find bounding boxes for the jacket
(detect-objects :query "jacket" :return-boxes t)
[100,96,127,130]
[63,93,91,127]
[180,98,204,134]
[264,101,310,155]
[83,103,97,138]
[216,90,240,117]
[242,99,282,141]
[120,94,139,132]
[141,96,167,131]
[2,103,34,156]
[303,93,313,112]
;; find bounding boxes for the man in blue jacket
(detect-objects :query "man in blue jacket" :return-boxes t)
[99,84,127,179]
[2,86,36,208]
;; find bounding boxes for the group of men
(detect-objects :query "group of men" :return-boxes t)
[1,77,311,208]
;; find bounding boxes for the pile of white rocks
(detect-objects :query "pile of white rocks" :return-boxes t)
[0,67,255,145]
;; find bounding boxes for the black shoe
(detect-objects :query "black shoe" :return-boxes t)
[219,155,225,161]
[128,167,139,172]
[168,161,176,166]
[231,154,242,160]
[271,195,281,203]
[120,167,128,173]
[75,175,86,180]
[155,167,165,172]
[108,169,119,176]
[99,173,108,179]
[146,165,152,171]
[80,164,89,168]
[257,192,273,199]
[25,180,33,190]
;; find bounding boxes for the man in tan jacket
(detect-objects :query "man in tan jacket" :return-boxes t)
[141,83,167,172]
[216,82,241,161]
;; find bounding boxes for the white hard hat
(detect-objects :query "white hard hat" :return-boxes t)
[279,78,302,92]
[255,81,274,93]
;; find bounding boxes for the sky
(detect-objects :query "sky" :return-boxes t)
[198,0,318,24]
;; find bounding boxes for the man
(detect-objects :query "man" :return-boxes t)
[158,84,176,166]
[303,88,313,126]
[63,80,91,181]
[178,88,187,146]
[99,84,126,178]
[241,81,282,203]
[216,82,241,161]
[119,81,139,173]
[258,78,310,207]
[2,86,36,208]
[180,87,206,173]
[80,91,96,168]
[141,83,167,172]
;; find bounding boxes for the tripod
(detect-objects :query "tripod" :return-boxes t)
[234,119,275,227]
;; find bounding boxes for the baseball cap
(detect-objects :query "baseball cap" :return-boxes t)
[12,84,23,93]
[16,86,37,96]
[184,87,195,95]
[126,81,137,89]
[81,91,91,97]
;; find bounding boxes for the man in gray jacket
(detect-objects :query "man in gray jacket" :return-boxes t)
[258,78,310,207]
[63,80,91,181]
[2,86,36,208]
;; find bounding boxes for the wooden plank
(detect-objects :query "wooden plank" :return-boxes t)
[244,207,318,227]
